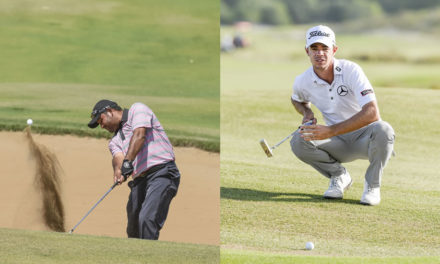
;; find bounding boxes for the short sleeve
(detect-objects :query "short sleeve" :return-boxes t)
[291,77,307,103]
[348,63,376,107]
[109,138,123,157]
[130,103,153,130]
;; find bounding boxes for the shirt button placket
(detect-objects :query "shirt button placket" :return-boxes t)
[329,84,334,100]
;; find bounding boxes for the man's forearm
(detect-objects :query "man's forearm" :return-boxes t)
[112,154,124,172]
[292,99,309,114]
[291,99,314,120]
[330,101,380,136]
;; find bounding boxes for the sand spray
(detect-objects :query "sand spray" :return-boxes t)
[24,127,65,232]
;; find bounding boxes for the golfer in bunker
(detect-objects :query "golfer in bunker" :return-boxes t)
[290,25,394,205]
[88,99,180,239]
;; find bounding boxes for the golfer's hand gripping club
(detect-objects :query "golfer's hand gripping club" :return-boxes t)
[120,159,134,182]
[274,120,314,148]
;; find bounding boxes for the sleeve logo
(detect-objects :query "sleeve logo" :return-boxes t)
[361,89,374,96]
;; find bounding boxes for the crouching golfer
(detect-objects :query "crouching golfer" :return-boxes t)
[290,25,395,205]
[88,99,180,239]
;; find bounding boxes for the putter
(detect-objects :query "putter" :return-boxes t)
[68,182,119,234]
[259,133,295,157]
[260,120,313,157]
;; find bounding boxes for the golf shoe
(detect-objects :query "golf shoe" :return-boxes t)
[360,181,381,206]
[323,170,353,199]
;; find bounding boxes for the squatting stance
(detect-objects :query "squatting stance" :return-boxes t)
[290,25,395,205]
[88,99,180,238]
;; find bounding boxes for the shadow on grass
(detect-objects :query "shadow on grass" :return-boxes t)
[221,187,360,205]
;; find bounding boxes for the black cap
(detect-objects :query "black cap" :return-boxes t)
[88,99,118,128]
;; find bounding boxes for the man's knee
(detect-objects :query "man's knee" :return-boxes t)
[290,131,315,160]
[371,121,395,143]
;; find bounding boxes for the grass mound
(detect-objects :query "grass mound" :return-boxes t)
[0,228,219,264]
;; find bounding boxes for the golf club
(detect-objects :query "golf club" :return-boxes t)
[68,182,119,234]
[259,133,295,157]
[260,120,313,157]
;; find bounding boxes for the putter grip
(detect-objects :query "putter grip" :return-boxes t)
[300,120,314,128]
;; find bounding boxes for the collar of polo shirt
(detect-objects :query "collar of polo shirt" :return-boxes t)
[311,58,343,85]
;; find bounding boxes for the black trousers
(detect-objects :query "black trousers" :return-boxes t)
[126,161,180,239]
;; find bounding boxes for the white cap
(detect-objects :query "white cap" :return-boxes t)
[305,25,336,49]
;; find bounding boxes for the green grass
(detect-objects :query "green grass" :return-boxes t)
[0,0,219,151]
[0,83,219,151]
[222,249,440,264]
[0,228,219,264]
[220,26,440,261]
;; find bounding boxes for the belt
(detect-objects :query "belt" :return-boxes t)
[138,161,174,178]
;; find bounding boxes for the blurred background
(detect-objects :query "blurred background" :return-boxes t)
[221,0,440,29]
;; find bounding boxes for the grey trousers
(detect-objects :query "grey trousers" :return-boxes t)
[126,161,180,239]
[290,121,395,188]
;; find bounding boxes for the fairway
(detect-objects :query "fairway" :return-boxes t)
[220,26,440,261]
[222,249,440,264]
[0,228,219,264]
[0,0,219,151]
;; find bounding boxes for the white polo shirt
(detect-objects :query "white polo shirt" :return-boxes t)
[291,59,376,126]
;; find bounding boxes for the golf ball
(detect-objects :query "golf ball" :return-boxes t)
[27,119,33,126]
[305,241,314,250]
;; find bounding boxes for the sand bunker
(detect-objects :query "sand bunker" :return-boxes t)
[0,131,219,245]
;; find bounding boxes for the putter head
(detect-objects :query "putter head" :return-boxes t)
[259,139,273,157]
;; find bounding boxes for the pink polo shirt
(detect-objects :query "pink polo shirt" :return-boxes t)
[108,103,175,178]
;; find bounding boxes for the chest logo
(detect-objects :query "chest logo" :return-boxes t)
[337,85,348,96]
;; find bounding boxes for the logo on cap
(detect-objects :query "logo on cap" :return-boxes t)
[308,30,330,39]
[306,25,335,49]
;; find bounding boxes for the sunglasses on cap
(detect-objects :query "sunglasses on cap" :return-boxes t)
[90,103,117,119]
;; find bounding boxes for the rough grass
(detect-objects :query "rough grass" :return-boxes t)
[0,228,219,264]
[220,26,440,260]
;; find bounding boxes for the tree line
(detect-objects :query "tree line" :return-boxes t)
[221,0,440,25]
